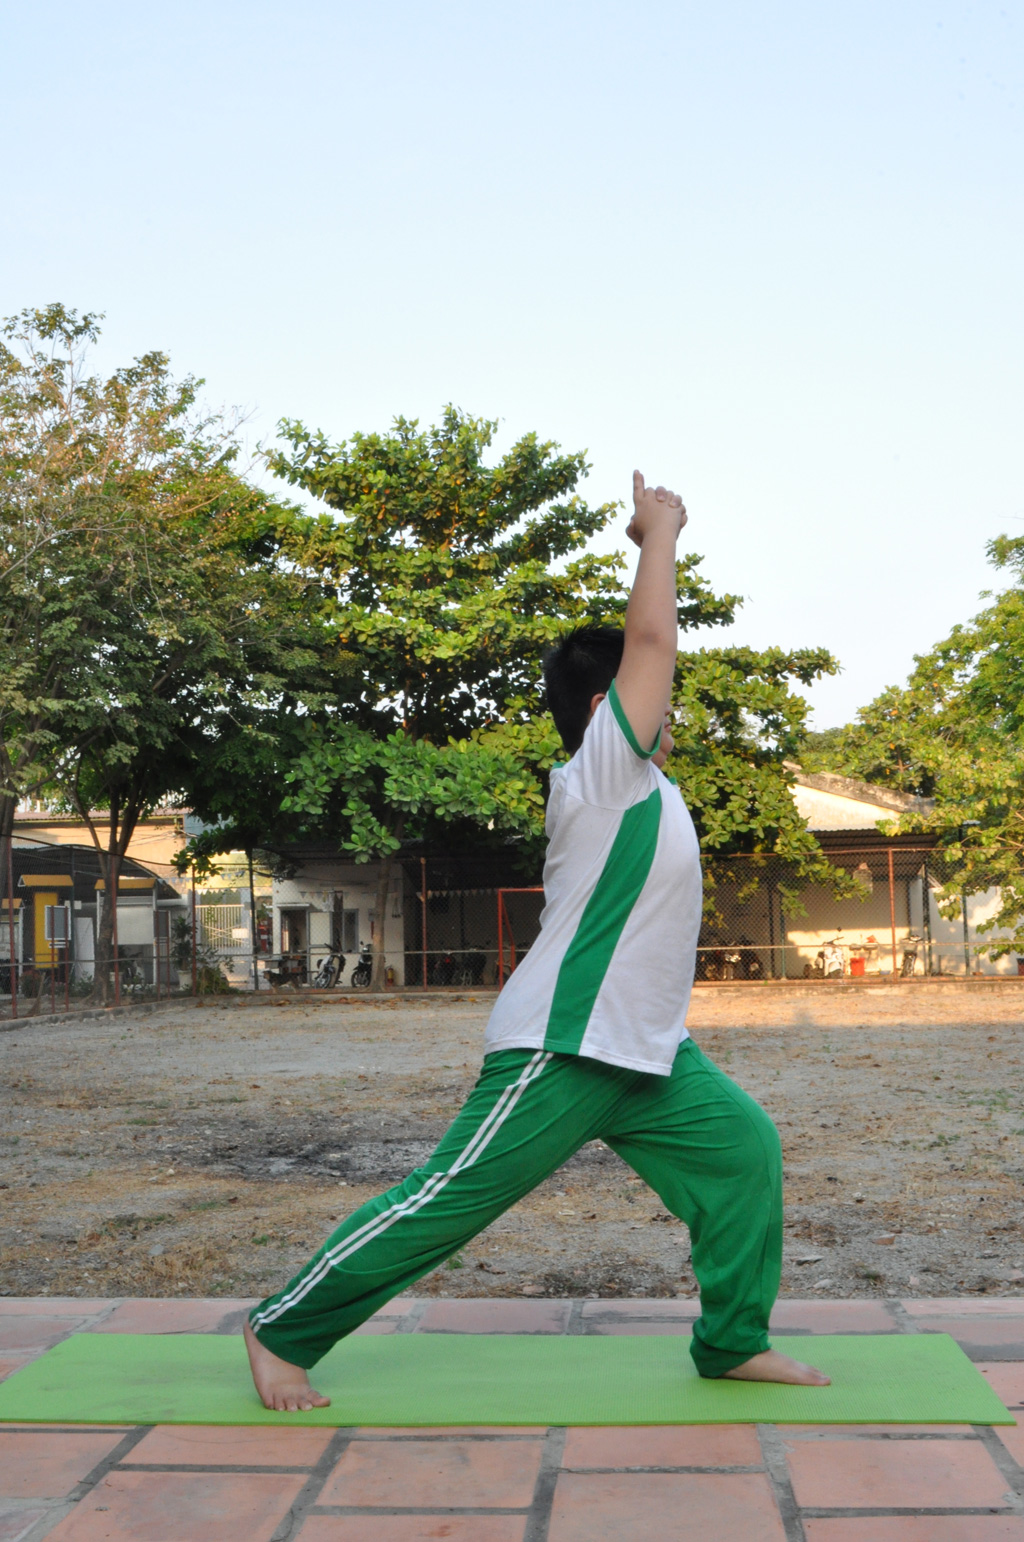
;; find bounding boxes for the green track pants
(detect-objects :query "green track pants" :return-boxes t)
[249,1041,783,1378]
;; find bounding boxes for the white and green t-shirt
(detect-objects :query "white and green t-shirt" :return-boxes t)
[483,680,703,1076]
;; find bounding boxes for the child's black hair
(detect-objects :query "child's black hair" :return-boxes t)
[543,624,625,755]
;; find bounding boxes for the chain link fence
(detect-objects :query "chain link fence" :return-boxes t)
[482,844,1024,983]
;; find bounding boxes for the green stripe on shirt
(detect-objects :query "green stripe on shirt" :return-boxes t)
[607,680,662,760]
[543,786,662,1053]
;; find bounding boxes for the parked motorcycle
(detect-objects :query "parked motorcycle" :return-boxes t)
[312,950,345,988]
[350,941,374,988]
[805,935,845,979]
[900,931,923,977]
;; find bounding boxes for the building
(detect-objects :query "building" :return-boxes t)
[0,841,188,994]
[778,767,1017,977]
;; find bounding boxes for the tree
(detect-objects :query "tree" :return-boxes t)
[670,643,839,865]
[213,406,839,985]
[803,534,1024,953]
[0,305,110,846]
[0,304,322,998]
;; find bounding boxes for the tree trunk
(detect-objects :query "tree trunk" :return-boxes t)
[370,820,405,991]
[79,789,141,1005]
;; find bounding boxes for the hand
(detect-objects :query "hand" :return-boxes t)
[626,470,687,548]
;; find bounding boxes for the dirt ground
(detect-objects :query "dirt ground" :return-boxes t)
[3,983,1024,1303]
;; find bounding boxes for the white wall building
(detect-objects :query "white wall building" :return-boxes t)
[269,857,407,987]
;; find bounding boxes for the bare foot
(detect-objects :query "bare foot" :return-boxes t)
[244,1319,331,1411]
[723,1348,830,1386]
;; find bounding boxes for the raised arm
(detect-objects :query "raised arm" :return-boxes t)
[613,470,687,753]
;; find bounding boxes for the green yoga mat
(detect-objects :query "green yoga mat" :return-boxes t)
[0,1331,1011,1427]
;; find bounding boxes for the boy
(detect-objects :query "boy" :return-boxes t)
[245,471,828,1409]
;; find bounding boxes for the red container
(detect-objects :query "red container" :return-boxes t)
[850,957,866,977]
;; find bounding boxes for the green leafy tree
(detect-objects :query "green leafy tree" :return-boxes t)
[0,304,322,998]
[0,305,112,845]
[803,534,1024,953]
[262,407,656,982]
[670,644,839,860]
[219,407,837,985]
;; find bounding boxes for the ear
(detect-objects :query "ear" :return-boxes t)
[587,692,607,724]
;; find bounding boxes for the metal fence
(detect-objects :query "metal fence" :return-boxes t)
[694,845,1021,980]
[485,845,1024,983]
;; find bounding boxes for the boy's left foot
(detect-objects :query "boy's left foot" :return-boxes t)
[723,1348,830,1385]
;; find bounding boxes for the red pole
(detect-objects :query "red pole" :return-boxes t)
[191,869,198,996]
[5,837,17,1020]
[50,930,56,1015]
[420,857,428,989]
[64,903,70,1012]
[888,847,898,979]
[497,892,505,987]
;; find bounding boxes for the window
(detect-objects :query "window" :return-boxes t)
[340,908,359,953]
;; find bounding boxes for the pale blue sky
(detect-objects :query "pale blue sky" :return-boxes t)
[2,1,1021,726]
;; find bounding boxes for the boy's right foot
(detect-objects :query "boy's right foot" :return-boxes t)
[723,1348,830,1386]
[244,1320,331,1411]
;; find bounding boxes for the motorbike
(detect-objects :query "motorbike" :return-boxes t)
[350,941,374,988]
[312,950,345,988]
[900,931,923,977]
[805,935,845,979]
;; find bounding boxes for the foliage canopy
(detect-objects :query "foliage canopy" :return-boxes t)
[803,534,1024,951]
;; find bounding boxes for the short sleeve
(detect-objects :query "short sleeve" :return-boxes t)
[562,680,661,809]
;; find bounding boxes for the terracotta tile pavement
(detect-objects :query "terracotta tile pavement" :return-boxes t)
[1,1295,1023,1540]
[548,1471,789,1541]
[418,1298,570,1333]
[86,1299,254,1336]
[318,1436,544,1508]
[586,1319,694,1335]
[42,1470,308,1541]
[783,1434,1012,1509]
[0,1306,112,1320]
[0,1431,127,1500]
[981,1364,1024,1408]
[296,1519,526,1541]
[0,1323,89,1356]
[561,1422,762,1467]
[580,1298,698,1319]
[128,1424,335,1466]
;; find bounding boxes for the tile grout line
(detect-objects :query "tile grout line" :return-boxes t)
[65,1424,154,1503]
[395,1299,428,1333]
[269,1426,356,1542]
[780,1430,984,1442]
[522,1425,567,1542]
[116,1463,326,1474]
[14,1423,155,1542]
[975,1422,1024,1514]
[884,1298,922,1334]
[801,1506,1021,1518]
[756,1423,807,1542]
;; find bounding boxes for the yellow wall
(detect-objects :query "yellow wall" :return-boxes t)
[13,815,185,872]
